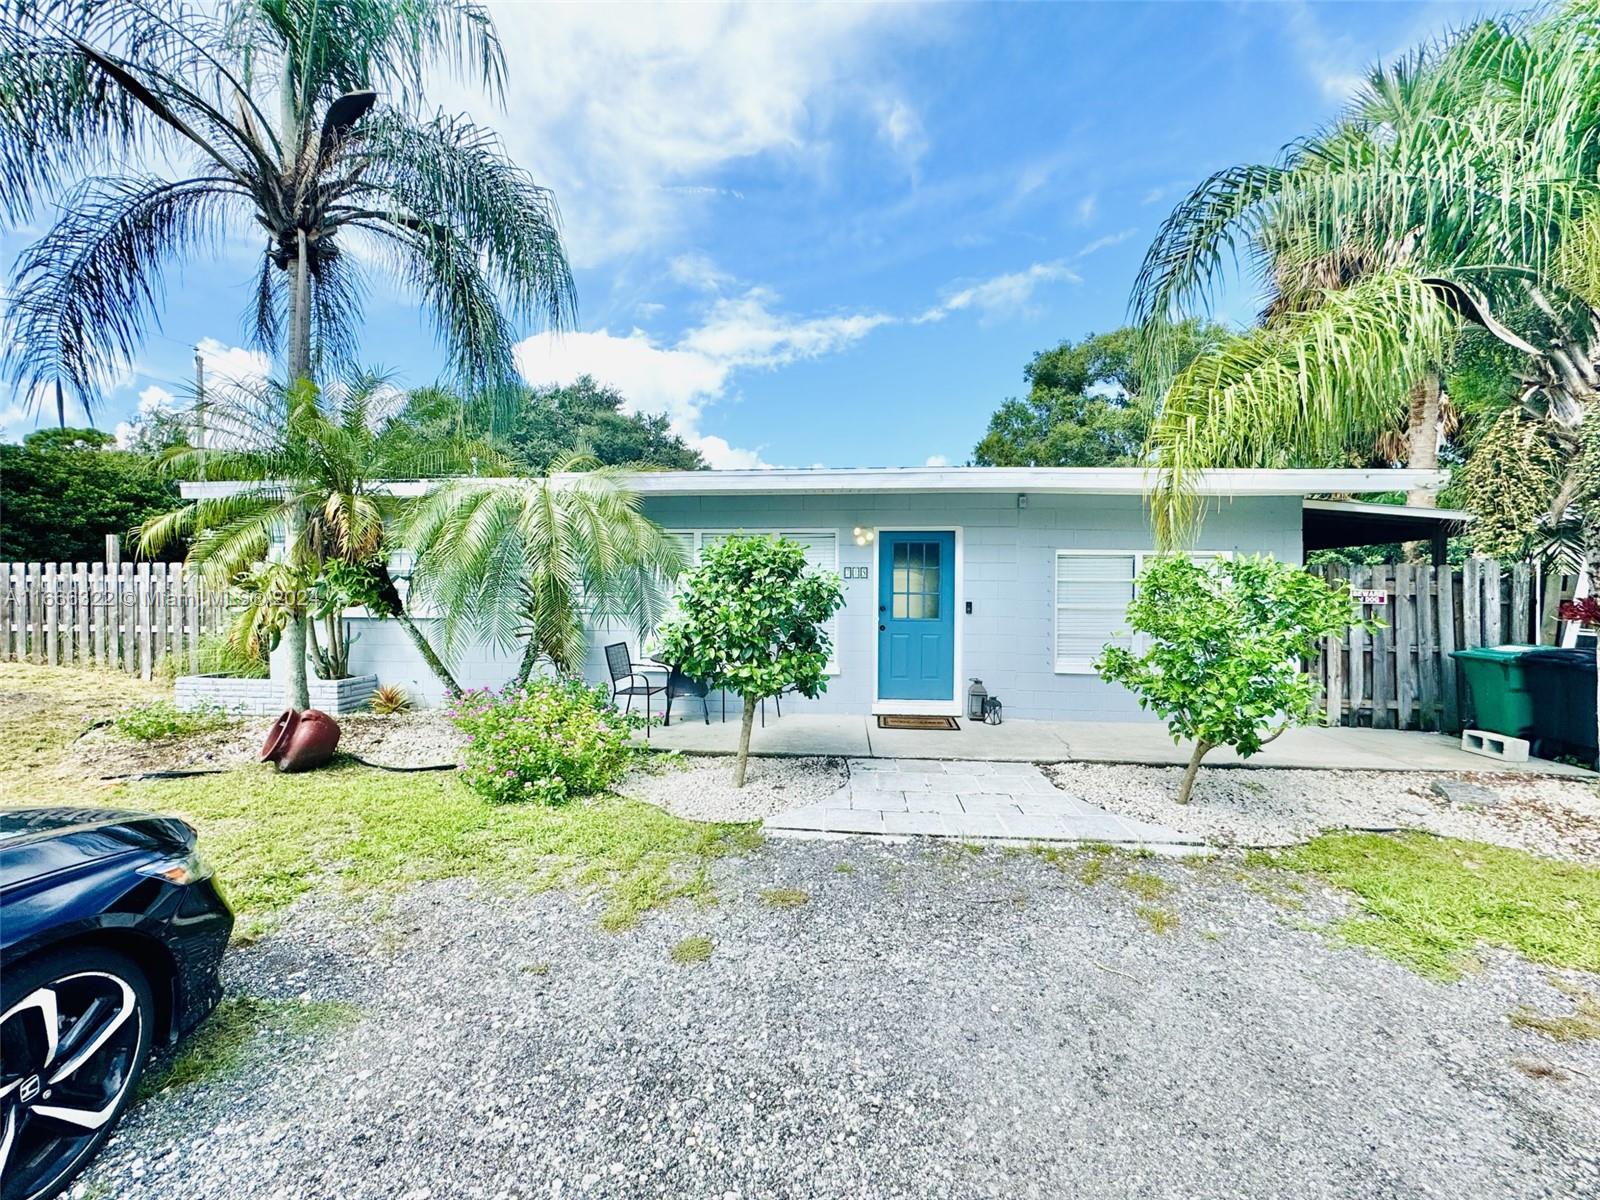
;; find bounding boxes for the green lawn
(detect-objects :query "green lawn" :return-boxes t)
[0,663,760,938]
[1262,832,1600,980]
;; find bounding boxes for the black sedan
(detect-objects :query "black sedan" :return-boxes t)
[1,808,233,1200]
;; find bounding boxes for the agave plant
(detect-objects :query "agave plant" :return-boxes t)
[369,682,411,715]
[401,456,687,684]
[1132,1,1600,548]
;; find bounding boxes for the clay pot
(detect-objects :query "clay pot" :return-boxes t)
[260,709,342,773]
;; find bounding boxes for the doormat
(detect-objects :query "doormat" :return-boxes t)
[876,714,960,731]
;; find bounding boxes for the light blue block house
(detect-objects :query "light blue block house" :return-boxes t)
[261,464,1448,722]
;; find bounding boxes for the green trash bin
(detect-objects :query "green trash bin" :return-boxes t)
[1450,644,1540,739]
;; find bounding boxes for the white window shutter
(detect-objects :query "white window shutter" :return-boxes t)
[781,531,840,673]
[1055,552,1137,672]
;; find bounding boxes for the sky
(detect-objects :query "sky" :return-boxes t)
[0,0,1494,467]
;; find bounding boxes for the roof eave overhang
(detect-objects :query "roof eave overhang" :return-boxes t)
[181,467,1451,501]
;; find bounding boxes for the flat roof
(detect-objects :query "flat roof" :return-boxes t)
[562,466,1447,498]
[181,466,1448,501]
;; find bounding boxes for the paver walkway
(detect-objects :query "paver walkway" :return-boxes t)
[643,713,1596,776]
[764,757,1204,851]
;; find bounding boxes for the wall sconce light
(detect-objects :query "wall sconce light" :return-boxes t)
[852,526,876,547]
[1017,493,1028,510]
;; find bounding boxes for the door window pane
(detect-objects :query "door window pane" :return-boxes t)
[891,540,942,621]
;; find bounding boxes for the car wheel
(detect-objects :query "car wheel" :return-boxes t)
[0,947,154,1200]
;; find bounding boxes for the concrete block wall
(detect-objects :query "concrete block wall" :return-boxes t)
[177,672,380,716]
[334,490,1303,721]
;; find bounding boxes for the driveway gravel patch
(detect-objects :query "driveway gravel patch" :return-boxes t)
[84,840,1599,1200]
[1048,761,1600,860]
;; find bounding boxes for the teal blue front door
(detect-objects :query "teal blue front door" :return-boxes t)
[877,531,956,702]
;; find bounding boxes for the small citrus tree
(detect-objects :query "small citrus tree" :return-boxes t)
[1096,555,1371,804]
[657,535,845,787]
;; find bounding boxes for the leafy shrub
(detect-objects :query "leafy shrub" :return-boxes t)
[1096,554,1373,803]
[656,534,844,787]
[113,700,238,742]
[369,684,411,715]
[159,632,269,682]
[448,678,634,805]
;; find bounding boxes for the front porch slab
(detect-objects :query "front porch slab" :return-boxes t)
[640,713,1595,777]
[762,758,1206,852]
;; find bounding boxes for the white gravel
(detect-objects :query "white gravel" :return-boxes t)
[1047,761,1600,860]
[82,844,1600,1200]
[622,754,848,821]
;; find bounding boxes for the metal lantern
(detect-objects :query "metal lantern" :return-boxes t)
[966,678,988,721]
[984,696,1004,725]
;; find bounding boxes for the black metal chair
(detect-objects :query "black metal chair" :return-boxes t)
[604,642,667,737]
[761,684,799,726]
[664,666,713,726]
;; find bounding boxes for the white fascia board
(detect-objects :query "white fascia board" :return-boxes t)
[1302,498,1474,522]
[182,467,1450,501]
[587,466,1450,498]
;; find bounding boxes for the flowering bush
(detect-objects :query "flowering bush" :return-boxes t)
[1558,597,1600,627]
[448,678,634,805]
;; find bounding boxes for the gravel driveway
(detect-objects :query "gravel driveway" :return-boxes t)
[86,841,1598,1200]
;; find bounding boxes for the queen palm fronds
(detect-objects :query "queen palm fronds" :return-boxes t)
[401,457,686,678]
[0,0,574,421]
[1132,0,1600,546]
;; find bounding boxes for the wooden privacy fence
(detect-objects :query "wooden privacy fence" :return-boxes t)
[1309,560,1581,734]
[1,538,228,680]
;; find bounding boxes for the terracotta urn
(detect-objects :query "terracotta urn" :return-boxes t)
[260,709,342,773]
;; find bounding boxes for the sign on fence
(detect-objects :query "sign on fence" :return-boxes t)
[1352,588,1389,606]
[0,537,228,680]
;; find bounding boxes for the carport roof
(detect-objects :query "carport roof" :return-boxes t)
[1302,498,1473,553]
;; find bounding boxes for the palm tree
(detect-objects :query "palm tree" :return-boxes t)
[401,459,686,686]
[1,0,575,705]
[139,372,502,702]
[1131,1,1600,548]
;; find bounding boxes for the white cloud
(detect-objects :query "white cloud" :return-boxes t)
[1282,0,1367,103]
[515,256,1082,466]
[515,328,729,441]
[195,338,270,387]
[137,384,177,414]
[874,96,928,172]
[693,435,769,470]
[115,384,180,448]
[1075,193,1098,225]
[515,287,889,469]
[924,453,948,467]
[668,253,735,293]
[1140,185,1167,206]
[0,402,36,443]
[438,2,922,266]
[915,261,1080,324]
[683,289,892,368]
[1077,227,1137,258]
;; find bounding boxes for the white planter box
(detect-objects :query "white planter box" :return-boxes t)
[176,673,379,716]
